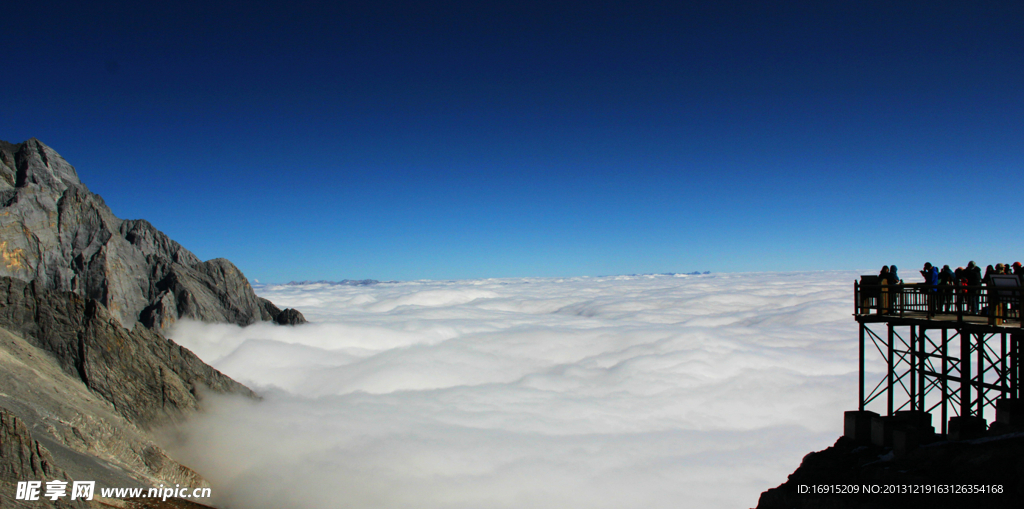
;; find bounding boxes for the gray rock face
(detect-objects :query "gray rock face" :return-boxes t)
[0,408,69,484]
[0,321,212,506]
[0,407,88,509]
[0,138,297,329]
[0,276,255,427]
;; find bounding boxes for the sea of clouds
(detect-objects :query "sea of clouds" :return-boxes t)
[166,271,872,509]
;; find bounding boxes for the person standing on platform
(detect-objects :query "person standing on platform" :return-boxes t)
[887,265,901,313]
[878,266,891,314]
[955,267,966,313]
[939,264,954,313]
[966,261,982,314]
[1013,262,1023,313]
[921,262,939,317]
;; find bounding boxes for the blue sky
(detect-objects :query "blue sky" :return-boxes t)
[3,1,1022,282]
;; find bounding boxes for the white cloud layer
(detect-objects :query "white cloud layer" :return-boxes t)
[166,271,864,509]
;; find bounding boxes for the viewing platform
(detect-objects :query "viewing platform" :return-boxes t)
[855,276,1023,330]
[846,276,1022,452]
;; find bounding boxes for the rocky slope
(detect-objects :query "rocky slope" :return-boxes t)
[0,277,255,426]
[0,138,304,507]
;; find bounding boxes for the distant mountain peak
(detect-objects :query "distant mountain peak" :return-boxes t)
[283,279,382,286]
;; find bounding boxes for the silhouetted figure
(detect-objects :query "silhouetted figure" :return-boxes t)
[938,265,954,313]
[966,261,982,314]
[1011,264,1019,311]
[920,262,937,283]
[878,266,891,313]
[888,265,900,313]
[921,262,938,316]
[986,264,1009,319]
[954,267,966,313]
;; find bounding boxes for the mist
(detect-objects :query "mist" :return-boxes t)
[166,271,864,508]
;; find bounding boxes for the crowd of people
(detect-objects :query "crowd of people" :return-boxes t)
[874,261,1023,316]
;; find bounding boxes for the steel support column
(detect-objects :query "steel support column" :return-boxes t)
[888,323,895,416]
[917,327,926,411]
[941,328,948,434]
[859,323,865,411]
[909,325,917,410]
[977,332,984,416]
[960,329,971,418]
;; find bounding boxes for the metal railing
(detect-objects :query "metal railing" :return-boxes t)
[855,279,1022,326]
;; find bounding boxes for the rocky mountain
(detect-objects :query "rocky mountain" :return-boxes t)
[0,138,304,329]
[0,138,305,507]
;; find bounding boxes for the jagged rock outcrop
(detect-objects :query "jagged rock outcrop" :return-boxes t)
[273,307,306,325]
[256,296,306,326]
[0,138,298,329]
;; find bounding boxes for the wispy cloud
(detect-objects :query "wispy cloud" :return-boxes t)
[166,271,861,508]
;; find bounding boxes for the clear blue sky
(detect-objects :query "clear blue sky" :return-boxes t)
[3,1,1021,282]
